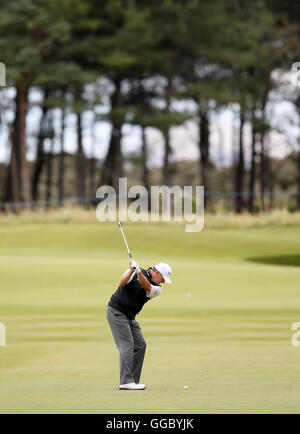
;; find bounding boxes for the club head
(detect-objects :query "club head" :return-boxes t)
[118,222,122,228]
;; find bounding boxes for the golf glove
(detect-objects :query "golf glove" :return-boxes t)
[130,261,141,273]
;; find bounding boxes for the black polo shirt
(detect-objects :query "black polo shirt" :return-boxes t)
[108,268,160,320]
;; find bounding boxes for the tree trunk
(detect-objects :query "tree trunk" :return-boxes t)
[4,125,20,207]
[89,157,96,200]
[32,86,50,202]
[234,106,245,213]
[266,154,274,212]
[58,107,66,205]
[10,88,22,203]
[259,79,270,213]
[297,108,300,212]
[198,110,210,208]
[162,78,172,186]
[88,116,97,205]
[44,111,55,207]
[10,136,20,207]
[2,164,11,205]
[141,126,151,211]
[76,111,86,204]
[162,128,172,186]
[141,126,149,190]
[3,80,31,209]
[3,84,27,211]
[259,132,266,212]
[101,79,123,191]
[17,81,32,205]
[297,148,300,211]
[248,110,256,213]
[45,139,54,207]
[102,127,122,189]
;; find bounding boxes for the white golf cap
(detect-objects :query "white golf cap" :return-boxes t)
[154,263,172,284]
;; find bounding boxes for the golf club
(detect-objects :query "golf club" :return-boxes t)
[117,222,132,258]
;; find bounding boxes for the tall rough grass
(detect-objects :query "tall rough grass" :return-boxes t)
[1,207,300,229]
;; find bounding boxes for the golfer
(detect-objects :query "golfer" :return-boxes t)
[106,259,172,390]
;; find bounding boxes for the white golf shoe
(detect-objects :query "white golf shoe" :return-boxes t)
[119,383,146,390]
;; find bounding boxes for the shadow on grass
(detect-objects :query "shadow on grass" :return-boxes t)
[247,255,300,267]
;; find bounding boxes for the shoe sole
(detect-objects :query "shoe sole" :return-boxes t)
[119,387,146,391]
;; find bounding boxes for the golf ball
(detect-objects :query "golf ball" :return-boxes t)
[184,386,188,390]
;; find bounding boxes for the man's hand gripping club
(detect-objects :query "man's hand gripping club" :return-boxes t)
[130,258,151,295]
[130,258,141,273]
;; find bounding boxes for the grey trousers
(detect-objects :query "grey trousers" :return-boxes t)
[106,305,147,385]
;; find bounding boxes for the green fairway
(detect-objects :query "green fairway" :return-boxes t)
[0,219,300,413]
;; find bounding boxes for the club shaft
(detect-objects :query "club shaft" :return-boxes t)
[118,223,132,258]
